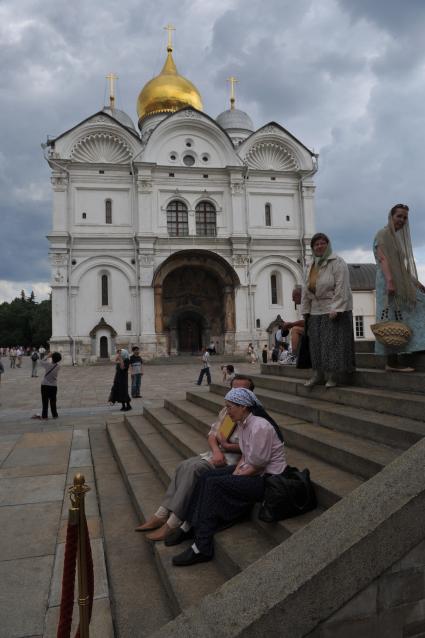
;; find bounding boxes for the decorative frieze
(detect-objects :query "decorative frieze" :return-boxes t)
[70,133,132,163]
[232,254,250,267]
[51,253,68,266]
[139,254,155,266]
[245,141,299,171]
[230,181,244,196]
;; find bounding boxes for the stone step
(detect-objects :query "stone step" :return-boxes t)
[183,390,400,479]
[354,340,375,353]
[261,363,425,393]
[159,399,363,511]
[124,414,278,577]
[106,420,227,615]
[356,351,425,372]
[228,370,425,426]
[218,376,425,450]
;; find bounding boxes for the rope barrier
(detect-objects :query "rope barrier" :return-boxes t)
[56,474,93,638]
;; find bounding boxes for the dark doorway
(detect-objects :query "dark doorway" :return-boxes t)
[99,336,109,358]
[178,315,202,353]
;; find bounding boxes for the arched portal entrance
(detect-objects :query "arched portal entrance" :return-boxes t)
[152,250,240,355]
[99,336,109,358]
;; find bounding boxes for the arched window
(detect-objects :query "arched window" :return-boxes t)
[167,200,188,236]
[105,199,112,224]
[265,203,271,227]
[270,271,283,305]
[195,201,216,236]
[101,274,109,306]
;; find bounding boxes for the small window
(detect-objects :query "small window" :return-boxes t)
[286,215,290,222]
[101,274,109,306]
[99,170,105,174]
[271,274,278,304]
[196,201,216,236]
[82,212,86,219]
[105,199,112,224]
[183,154,195,167]
[203,174,209,179]
[256,318,261,328]
[202,155,209,162]
[126,321,132,331]
[355,315,364,338]
[265,203,271,227]
[170,154,177,161]
[270,176,276,181]
[169,173,175,177]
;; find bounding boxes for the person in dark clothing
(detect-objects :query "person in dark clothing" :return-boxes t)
[262,345,268,364]
[31,351,62,420]
[109,349,131,411]
[129,346,143,398]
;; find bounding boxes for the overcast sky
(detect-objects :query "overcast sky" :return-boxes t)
[2,0,425,302]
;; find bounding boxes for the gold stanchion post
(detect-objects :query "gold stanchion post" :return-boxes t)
[69,473,91,638]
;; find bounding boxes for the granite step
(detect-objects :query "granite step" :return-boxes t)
[158,400,363,511]
[123,415,277,577]
[106,420,227,615]
[261,363,425,394]
[239,372,425,424]
[182,390,400,478]
[207,380,425,451]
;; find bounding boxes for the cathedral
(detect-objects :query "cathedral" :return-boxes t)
[44,31,317,363]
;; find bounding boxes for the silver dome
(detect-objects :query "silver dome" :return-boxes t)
[103,107,136,130]
[216,108,254,132]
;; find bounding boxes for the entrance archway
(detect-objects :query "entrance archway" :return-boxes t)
[152,250,240,355]
[99,336,109,358]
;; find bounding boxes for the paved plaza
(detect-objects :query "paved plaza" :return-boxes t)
[0,354,260,637]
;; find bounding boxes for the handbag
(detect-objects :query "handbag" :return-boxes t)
[258,465,317,523]
[371,301,412,348]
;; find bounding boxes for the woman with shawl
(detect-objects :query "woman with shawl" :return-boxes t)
[109,348,132,411]
[374,204,425,371]
[169,387,286,566]
[300,232,355,388]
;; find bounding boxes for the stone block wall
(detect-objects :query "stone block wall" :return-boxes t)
[309,538,425,638]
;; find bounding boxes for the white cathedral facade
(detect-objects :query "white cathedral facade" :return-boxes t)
[45,38,317,364]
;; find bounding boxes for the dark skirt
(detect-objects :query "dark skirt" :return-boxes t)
[109,362,130,404]
[307,311,356,373]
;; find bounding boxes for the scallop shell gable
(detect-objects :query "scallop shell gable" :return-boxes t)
[245,142,299,171]
[70,133,132,163]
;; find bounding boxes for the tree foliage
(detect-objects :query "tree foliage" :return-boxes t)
[0,291,51,347]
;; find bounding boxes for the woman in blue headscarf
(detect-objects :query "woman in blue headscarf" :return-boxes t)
[108,348,131,411]
[170,387,286,566]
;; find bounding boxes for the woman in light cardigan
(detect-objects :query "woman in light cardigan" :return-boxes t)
[301,233,355,388]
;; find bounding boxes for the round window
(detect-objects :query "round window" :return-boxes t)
[183,154,195,167]
[170,153,177,161]
[202,155,209,162]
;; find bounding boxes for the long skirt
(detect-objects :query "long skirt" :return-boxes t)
[186,465,265,557]
[307,311,356,373]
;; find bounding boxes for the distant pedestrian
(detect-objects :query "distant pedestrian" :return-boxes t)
[9,348,16,368]
[0,359,4,384]
[196,347,211,385]
[31,348,39,377]
[38,346,46,360]
[16,347,23,368]
[109,349,132,411]
[32,351,62,420]
[129,346,143,398]
[262,345,268,364]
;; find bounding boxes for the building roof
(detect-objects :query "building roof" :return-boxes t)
[348,263,376,290]
[216,108,254,132]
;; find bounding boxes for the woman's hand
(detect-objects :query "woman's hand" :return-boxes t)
[211,450,226,466]
[329,311,338,320]
[387,280,396,295]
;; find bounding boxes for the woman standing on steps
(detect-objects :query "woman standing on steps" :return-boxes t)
[374,204,425,371]
[109,349,132,411]
[300,233,355,388]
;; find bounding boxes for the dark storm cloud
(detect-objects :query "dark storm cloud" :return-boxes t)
[337,0,425,33]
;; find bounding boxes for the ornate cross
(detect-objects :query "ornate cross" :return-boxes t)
[106,73,118,109]
[227,76,238,110]
[164,23,176,51]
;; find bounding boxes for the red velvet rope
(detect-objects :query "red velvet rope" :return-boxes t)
[57,519,78,638]
[74,519,94,638]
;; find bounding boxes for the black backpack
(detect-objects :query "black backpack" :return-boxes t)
[259,465,317,522]
[31,352,39,361]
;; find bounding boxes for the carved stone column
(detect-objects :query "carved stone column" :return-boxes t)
[154,284,164,333]
[223,285,236,332]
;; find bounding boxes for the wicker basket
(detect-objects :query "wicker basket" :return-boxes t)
[371,320,412,348]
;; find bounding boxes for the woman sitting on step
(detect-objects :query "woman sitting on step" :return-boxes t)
[169,388,286,567]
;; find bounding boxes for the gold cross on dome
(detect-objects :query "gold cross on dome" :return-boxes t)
[227,76,238,110]
[106,73,118,108]
[164,23,176,51]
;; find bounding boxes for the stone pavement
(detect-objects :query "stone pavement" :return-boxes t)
[0,354,260,637]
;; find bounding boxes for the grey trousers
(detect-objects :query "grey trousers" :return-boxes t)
[161,456,213,521]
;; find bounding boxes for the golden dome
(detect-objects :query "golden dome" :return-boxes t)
[137,47,203,121]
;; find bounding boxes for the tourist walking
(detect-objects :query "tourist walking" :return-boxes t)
[196,347,211,385]
[373,204,425,371]
[32,352,62,419]
[129,346,143,398]
[9,348,16,368]
[109,349,132,411]
[30,347,39,377]
[301,232,355,388]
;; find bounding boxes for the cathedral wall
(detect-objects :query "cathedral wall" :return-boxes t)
[73,186,132,229]
[74,266,135,337]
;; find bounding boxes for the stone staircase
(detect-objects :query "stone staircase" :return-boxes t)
[103,359,425,636]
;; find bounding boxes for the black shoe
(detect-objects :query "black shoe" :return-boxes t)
[164,527,194,547]
[124,405,132,411]
[172,547,211,567]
